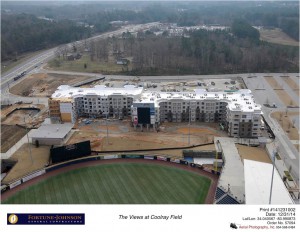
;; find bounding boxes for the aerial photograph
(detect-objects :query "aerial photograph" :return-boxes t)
[1,0,299,207]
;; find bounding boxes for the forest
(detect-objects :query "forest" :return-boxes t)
[56,19,298,75]
[1,14,91,61]
[2,1,299,65]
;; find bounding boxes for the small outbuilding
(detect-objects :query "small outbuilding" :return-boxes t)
[29,123,74,146]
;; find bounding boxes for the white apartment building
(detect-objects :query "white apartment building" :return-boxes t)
[50,85,262,138]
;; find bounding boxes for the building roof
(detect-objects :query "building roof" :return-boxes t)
[52,85,143,99]
[139,89,260,112]
[29,124,73,139]
[244,159,294,205]
[52,85,261,113]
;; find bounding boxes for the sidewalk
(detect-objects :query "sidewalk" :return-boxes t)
[215,137,245,203]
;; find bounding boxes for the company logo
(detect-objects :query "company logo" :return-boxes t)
[8,214,18,224]
[7,213,85,225]
[230,223,238,229]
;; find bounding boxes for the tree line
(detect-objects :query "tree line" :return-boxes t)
[1,14,92,61]
[2,1,298,62]
[86,25,298,75]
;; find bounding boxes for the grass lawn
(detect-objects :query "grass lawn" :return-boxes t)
[259,28,299,47]
[48,55,132,74]
[2,163,211,204]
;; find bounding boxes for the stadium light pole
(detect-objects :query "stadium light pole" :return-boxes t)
[188,104,191,145]
[106,113,109,145]
[24,116,33,165]
[269,150,276,204]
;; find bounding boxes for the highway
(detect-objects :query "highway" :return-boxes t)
[1,22,160,92]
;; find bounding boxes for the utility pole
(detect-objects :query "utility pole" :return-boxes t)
[188,104,191,145]
[24,116,33,165]
[269,151,276,204]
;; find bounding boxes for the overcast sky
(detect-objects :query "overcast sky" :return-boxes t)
[2,0,298,2]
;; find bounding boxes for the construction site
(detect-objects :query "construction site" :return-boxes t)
[1,70,299,204]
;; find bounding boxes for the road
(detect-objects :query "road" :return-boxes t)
[1,22,160,92]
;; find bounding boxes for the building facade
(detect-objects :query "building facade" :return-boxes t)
[49,85,262,138]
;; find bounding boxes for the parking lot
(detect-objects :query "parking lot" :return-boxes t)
[82,76,246,93]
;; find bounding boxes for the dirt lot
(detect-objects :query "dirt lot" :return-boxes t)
[275,90,298,106]
[281,76,299,96]
[1,125,28,153]
[264,76,298,106]
[264,76,280,88]
[2,144,50,184]
[236,144,271,164]
[68,120,226,152]
[10,73,91,97]
[259,28,299,47]
[1,104,48,153]
[271,111,299,142]
[1,104,46,125]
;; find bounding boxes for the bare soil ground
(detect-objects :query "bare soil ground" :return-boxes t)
[264,76,298,106]
[1,125,27,153]
[271,111,299,141]
[275,90,298,106]
[236,144,271,164]
[2,109,39,125]
[265,76,281,88]
[10,73,91,97]
[2,144,50,184]
[68,120,225,153]
[1,104,45,127]
[1,104,47,152]
[259,28,299,47]
[281,76,299,96]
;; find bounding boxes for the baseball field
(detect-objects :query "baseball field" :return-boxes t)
[2,161,213,204]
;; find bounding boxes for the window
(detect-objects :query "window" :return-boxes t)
[242,115,247,118]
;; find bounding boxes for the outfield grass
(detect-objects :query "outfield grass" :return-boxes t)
[3,163,211,204]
